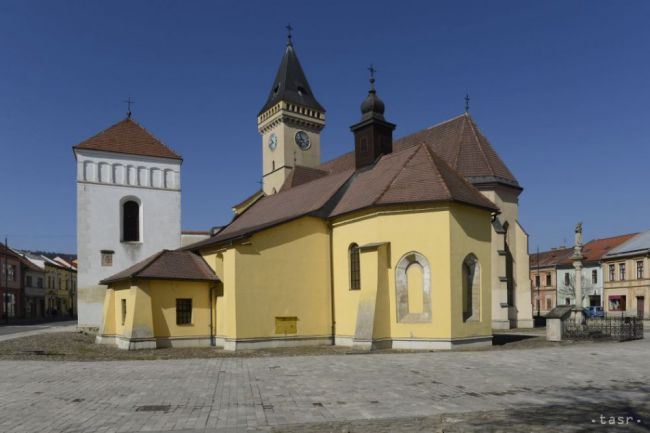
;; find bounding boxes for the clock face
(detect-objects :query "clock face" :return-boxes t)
[295,131,310,150]
[268,133,277,151]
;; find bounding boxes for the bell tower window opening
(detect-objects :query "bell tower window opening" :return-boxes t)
[122,200,140,242]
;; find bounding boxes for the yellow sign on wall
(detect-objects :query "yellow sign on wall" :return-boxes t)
[275,316,298,334]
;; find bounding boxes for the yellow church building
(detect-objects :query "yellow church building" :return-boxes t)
[96,34,531,351]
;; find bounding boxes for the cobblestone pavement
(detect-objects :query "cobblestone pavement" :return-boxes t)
[0,338,648,433]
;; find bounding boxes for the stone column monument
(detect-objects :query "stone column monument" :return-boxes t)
[572,222,585,324]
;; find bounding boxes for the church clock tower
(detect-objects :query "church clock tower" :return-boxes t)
[257,30,325,195]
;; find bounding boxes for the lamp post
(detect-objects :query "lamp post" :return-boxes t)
[536,245,541,319]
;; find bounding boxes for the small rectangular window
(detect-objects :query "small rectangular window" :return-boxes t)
[545,273,552,287]
[564,273,570,286]
[176,299,192,325]
[619,263,626,281]
[535,275,540,288]
[609,264,615,281]
[101,250,114,267]
[121,299,126,325]
[546,298,552,310]
[592,270,598,284]
[37,278,43,288]
[26,276,33,287]
[637,261,644,279]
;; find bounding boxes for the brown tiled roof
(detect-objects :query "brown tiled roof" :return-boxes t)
[73,118,182,160]
[530,248,573,268]
[330,144,498,217]
[189,142,498,251]
[100,250,218,284]
[558,233,638,265]
[279,165,330,192]
[317,113,519,188]
[187,170,354,249]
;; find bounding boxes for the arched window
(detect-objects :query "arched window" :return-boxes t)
[122,200,140,242]
[395,252,431,323]
[462,254,480,322]
[349,243,361,290]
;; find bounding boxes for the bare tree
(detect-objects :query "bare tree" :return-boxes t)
[558,272,594,307]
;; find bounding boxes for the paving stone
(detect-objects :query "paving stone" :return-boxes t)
[0,339,649,432]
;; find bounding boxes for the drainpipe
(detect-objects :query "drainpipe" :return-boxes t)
[329,222,336,345]
[209,286,215,346]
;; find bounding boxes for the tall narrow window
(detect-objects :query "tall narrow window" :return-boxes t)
[619,263,626,281]
[545,273,551,287]
[462,254,480,322]
[348,244,361,290]
[564,273,570,286]
[176,299,192,325]
[592,270,598,284]
[122,200,140,242]
[637,261,644,279]
[121,299,126,325]
[349,243,361,290]
[609,264,615,281]
[534,275,540,288]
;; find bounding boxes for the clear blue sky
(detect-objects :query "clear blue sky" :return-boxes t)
[1,0,649,254]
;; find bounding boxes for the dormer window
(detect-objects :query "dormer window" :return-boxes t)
[296,86,308,96]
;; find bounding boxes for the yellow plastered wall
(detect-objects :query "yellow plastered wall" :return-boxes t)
[141,280,212,338]
[99,287,116,336]
[449,204,493,338]
[200,248,236,341]
[233,217,332,339]
[101,280,212,341]
[332,205,454,340]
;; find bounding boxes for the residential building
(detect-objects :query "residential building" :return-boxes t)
[602,230,650,319]
[555,233,636,309]
[0,244,23,319]
[20,253,46,318]
[529,247,573,316]
[42,256,77,317]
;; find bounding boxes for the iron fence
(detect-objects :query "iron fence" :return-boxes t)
[563,316,644,342]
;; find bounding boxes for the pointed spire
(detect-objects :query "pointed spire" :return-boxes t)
[258,30,325,115]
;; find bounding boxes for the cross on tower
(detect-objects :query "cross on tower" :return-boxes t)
[124,97,135,119]
[464,93,470,113]
[286,24,293,44]
[368,64,376,91]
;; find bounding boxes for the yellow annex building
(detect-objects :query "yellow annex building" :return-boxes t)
[95,34,531,350]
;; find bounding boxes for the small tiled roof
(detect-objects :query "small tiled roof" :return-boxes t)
[604,230,650,259]
[317,113,519,188]
[73,118,182,160]
[279,166,330,192]
[330,144,498,217]
[558,233,638,265]
[530,247,573,268]
[101,250,219,284]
